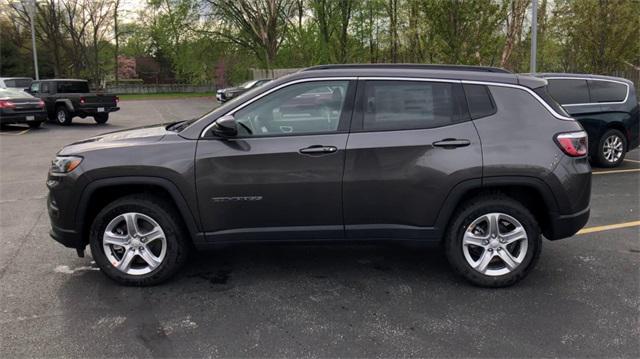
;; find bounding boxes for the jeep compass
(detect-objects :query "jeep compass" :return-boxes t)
[47,64,591,287]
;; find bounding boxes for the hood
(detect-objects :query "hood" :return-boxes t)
[58,123,172,155]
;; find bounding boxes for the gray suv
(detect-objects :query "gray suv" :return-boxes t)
[47,65,591,287]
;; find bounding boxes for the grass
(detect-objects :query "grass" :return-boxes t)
[119,92,215,101]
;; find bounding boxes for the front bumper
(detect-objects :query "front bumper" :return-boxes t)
[545,206,590,240]
[48,192,84,249]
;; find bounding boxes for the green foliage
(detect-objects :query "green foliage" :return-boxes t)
[2,0,638,86]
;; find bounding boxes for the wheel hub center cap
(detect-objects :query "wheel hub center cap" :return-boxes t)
[130,238,142,247]
[490,238,501,248]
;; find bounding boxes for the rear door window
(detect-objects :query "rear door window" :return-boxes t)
[588,80,627,103]
[547,79,590,105]
[362,80,466,131]
[57,81,89,93]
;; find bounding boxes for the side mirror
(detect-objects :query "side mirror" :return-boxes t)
[212,115,238,137]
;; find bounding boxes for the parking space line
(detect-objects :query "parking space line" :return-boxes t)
[624,159,640,163]
[592,168,640,175]
[0,128,31,136]
[577,220,640,235]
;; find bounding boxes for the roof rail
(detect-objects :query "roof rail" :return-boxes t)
[302,64,511,74]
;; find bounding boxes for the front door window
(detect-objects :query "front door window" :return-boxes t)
[233,80,349,136]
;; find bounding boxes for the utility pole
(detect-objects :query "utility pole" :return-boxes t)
[26,0,39,79]
[530,0,538,74]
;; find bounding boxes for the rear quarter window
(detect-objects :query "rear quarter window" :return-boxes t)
[547,79,590,105]
[463,84,496,119]
[588,80,627,102]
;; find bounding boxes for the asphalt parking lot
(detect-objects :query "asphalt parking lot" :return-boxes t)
[1,98,638,357]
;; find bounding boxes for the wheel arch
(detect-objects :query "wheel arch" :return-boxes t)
[76,177,202,247]
[435,177,560,240]
[55,99,74,112]
[604,122,629,145]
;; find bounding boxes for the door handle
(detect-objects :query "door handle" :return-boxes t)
[299,145,338,155]
[432,138,471,149]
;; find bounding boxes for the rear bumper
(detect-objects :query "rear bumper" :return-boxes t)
[76,106,120,115]
[0,112,47,124]
[545,206,590,240]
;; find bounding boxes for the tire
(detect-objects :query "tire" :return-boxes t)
[595,129,626,168]
[444,194,542,288]
[55,106,72,125]
[28,121,43,129]
[94,113,109,124]
[89,194,189,286]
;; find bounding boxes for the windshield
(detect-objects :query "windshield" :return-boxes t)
[0,88,34,99]
[177,84,267,133]
[241,80,258,89]
[4,78,32,88]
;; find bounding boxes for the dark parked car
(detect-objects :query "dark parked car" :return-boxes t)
[48,64,591,287]
[0,88,47,128]
[216,79,271,102]
[0,77,33,91]
[29,79,120,125]
[533,74,639,167]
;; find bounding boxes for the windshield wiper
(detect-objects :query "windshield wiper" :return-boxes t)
[167,119,195,132]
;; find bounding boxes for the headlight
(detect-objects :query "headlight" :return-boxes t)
[50,156,83,173]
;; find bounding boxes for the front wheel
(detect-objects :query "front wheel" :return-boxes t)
[445,194,542,287]
[595,129,626,167]
[89,195,189,286]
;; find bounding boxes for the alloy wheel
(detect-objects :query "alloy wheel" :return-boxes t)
[56,110,67,124]
[102,212,167,275]
[462,212,528,276]
[603,134,623,163]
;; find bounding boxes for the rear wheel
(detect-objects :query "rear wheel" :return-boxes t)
[444,194,542,287]
[595,129,626,167]
[94,113,109,124]
[55,106,72,125]
[89,195,189,286]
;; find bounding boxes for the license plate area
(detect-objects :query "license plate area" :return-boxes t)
[98,107,105,112]
[26,115,35,121]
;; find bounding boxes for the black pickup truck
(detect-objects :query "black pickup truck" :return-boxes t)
[28,79,120,125]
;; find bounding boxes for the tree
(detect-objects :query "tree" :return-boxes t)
[555,0,640,73]
[114,0,121,84]
[208,0,297,72]
[501,0,530,68]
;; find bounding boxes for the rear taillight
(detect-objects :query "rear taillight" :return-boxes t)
[556,131,588,157]
[115,96,119,103]
[79,96,85,104]
[37,100,45,108]
[0,100,16,109]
